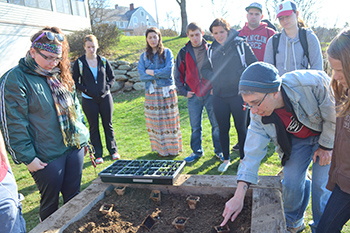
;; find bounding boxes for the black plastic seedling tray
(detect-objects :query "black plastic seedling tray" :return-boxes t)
[99,160,186,185]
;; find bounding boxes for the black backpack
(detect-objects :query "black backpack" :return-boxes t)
[272,27,309,67]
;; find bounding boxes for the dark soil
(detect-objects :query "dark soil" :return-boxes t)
[64,187,251,233]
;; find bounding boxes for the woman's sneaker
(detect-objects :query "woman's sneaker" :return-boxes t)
[218,161,231,173]
[95,157,104,164]
[111,152,121,160]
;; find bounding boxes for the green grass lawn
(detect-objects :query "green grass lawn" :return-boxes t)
[107,35,189,62]
[10,35,350,232]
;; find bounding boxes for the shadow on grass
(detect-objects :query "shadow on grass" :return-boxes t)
[23,207,40,232]
[112,89,145,103]
[162,37,185,43]
[18,184,38,196]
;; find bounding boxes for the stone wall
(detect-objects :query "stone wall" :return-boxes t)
[109,60,145,92]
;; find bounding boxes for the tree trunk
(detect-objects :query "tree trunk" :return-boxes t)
[176,0,188,37]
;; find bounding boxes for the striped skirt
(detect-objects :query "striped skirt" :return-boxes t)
[144,87,182,156]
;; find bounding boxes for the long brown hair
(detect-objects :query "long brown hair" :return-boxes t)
[145,27,165,63]
[328,28,350,117]
[31,26,74,92]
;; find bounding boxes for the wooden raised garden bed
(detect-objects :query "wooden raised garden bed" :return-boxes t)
[29,175,286,233]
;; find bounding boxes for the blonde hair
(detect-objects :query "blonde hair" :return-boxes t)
[84,34,99,47]
[328,28,350,117]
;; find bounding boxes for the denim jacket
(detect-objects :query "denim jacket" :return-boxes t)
[238,70,336,184]
[137,48,174,91]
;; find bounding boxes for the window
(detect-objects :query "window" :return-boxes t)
[140,11,144,17]
[8,0,25,5]
[56,0,71,14]
[26,0,52,10]
[70,0,86,17]
[133,17,138,27]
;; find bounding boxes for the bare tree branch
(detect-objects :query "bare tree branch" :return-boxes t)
[264,0,320,27]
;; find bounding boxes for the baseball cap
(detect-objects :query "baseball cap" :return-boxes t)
[245,2,263,13]
[276,1,297,19]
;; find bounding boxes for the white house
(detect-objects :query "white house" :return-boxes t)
[102,4,157,36]
[0,0,91,76]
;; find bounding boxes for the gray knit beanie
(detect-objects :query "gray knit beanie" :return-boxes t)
[239,62,282,94]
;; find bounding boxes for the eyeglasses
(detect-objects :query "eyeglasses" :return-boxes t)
[242,93,268,110]
[35,49,62,63]
[33,31,64,44]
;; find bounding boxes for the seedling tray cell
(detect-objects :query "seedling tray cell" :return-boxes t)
[99,160,186,185]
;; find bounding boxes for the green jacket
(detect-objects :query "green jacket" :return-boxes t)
[0,58,89,165]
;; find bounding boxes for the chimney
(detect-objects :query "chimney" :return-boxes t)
[115,4,118,9]
[130,3,134,11]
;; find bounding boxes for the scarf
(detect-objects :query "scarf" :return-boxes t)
[25,52,80,148]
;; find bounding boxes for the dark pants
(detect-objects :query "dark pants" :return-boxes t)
[212,95,248,160]
[317,184,350,233]
[82,93,117,158]
[31,148,84,221]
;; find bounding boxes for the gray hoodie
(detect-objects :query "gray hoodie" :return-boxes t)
[263,28,323,75]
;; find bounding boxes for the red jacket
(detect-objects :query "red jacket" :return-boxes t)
[238,22,276,61]
[174,40,212,97]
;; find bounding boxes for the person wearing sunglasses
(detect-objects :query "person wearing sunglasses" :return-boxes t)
[221,62,335,233]
[0,27,89,222]
[72,35,120,165]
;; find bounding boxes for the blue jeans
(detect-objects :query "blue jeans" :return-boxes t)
[0,168,26,233]
[283,135,331,231]
[187,93,222,155]
[317,184,350,233]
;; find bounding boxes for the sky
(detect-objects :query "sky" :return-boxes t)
[110,0,349,32]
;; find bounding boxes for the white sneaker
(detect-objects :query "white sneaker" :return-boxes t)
[218,161,231,173]
[95,157,104,164]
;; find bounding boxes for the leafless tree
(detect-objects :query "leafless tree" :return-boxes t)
[88,0,112,26]
[210,0,233,19]
[175,0,188,37]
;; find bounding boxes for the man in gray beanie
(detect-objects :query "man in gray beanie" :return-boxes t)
[221,62,336,233]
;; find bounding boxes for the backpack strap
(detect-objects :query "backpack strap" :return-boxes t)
[101,56,107,69]
[78,58,83,78]
[236,41,247,68]
[272,33,281,67]
[180,48,186,69]
[298,28,310,65]
[207,45,213,68]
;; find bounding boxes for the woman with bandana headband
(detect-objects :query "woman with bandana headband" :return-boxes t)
[0,26,89,221]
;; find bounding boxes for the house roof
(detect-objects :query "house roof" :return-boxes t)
[100,6,140,22]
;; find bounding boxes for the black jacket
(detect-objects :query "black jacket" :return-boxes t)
[72,55,115,102]
[201,29,257,98]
